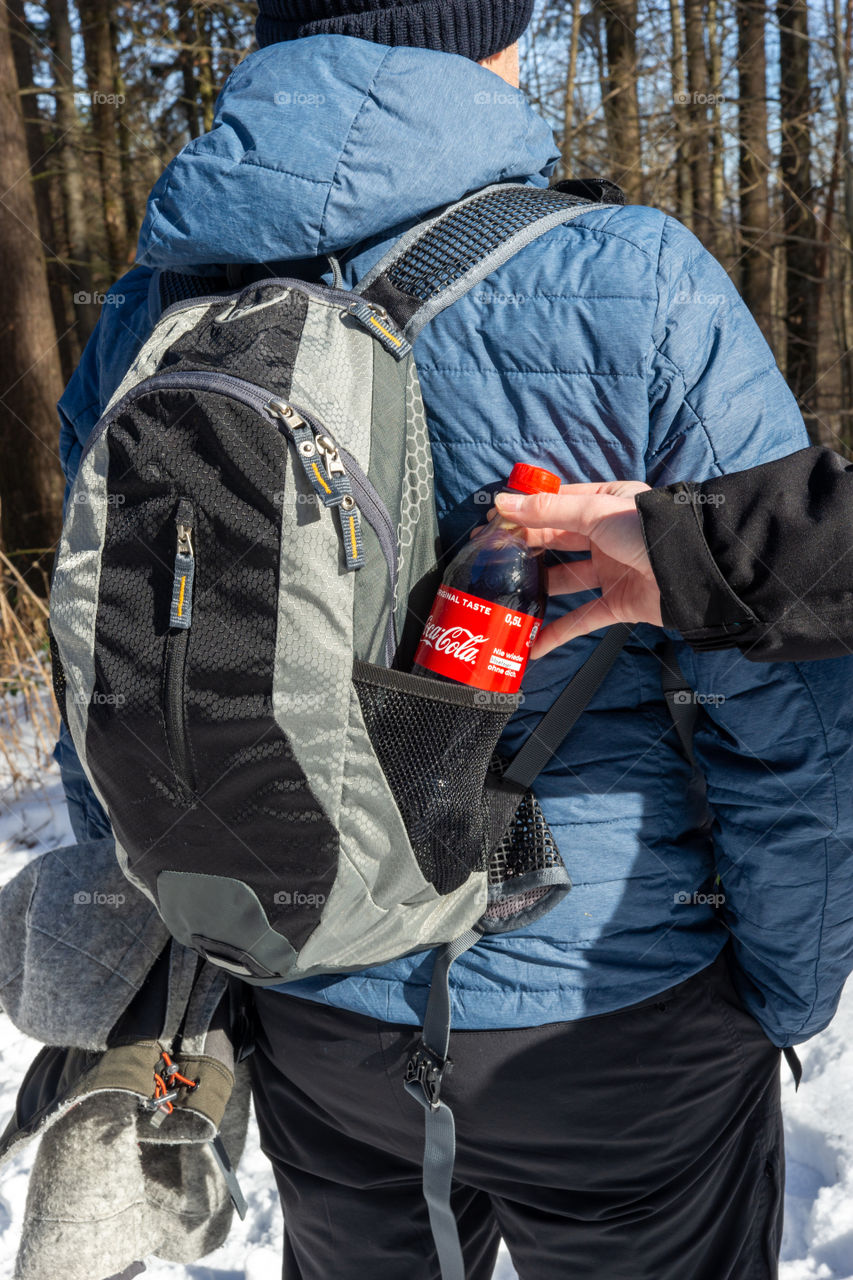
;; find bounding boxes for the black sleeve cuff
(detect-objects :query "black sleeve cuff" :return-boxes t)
[636,484,759,644]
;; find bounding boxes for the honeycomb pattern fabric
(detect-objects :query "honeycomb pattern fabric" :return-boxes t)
[273,306,372,813]
[288,295,373,458]
[104,303,220,416]
[156,282,309,399]
[396,360,434,612]
[84,388,338,952]
[48,434,111,774]
[293,684,485,975]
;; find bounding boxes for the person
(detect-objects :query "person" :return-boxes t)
[492,446,853,663]
[52,1,853,1277]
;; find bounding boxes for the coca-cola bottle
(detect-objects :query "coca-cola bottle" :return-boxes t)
[412,462,562,692]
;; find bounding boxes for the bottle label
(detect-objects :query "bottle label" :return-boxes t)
[413,585,540,693]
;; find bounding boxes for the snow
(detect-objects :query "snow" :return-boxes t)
[0,706,851,1278]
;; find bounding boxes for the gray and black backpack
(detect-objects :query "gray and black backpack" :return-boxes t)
[50,179,652,1277]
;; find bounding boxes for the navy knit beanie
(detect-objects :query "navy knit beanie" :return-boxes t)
[255,0,534,62]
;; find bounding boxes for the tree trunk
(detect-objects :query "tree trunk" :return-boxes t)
[600,0,644,203]
[45,0,99,344]
[562,0,583,178]
[78,0,129,279]
[778,0,820,421]
[177,3,200,139]
[707,0,726,243]
[6,0,80,380]
[114,20,139,255]
[736,0,773,344]
[833,0,853,246]
[195,4,216,134]
[668,0,692,223]
[683,0,715,249]
[0,4,65,574]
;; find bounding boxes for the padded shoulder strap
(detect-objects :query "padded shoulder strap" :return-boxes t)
[153,267,230,316]
[353,182,615,346]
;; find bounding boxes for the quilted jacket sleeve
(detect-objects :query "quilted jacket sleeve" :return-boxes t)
[645,216,853,1046]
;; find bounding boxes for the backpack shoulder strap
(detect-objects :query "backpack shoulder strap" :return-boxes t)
[502,623,632,791]
[660,638,698,767]
[352,181,618,351]
[151,267,231,317]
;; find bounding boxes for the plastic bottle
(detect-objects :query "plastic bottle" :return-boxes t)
[411,462,561,693]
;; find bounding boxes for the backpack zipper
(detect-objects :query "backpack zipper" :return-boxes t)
[78,370,400,665]
[265,398,366,572]
[156,276,361,326]
[164,498,196,794]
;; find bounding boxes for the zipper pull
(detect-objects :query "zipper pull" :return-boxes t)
[315,434,347,482]
[267,398,337,507]
[266,399,365,571]
[345,300,412,359]
[338,492,365,571]
[313,436,366,570]
[170,498,195,629]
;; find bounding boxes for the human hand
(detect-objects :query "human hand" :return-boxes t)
[493,481,662,657]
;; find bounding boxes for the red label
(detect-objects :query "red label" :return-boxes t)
[413,585,540,693]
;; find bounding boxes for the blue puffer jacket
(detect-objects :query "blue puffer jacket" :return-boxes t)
[56,35,853,1047]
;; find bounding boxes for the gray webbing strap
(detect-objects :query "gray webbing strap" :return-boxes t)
[209,1132,248,1219]
[353,183,611,347]
[403,927,482,1280]
[660,638,698,767]
[502,624,632,790]
[403,631,630,1279]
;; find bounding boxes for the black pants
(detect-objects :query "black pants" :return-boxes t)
[248,950,784,1279]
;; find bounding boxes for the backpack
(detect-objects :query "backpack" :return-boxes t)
[49,178,691,1278]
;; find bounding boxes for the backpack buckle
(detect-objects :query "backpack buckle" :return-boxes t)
[404,1040,452,1111]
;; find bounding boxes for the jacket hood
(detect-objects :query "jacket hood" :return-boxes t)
[136,34,559,269]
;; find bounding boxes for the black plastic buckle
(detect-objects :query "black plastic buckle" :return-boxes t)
[404,1040,452,1110]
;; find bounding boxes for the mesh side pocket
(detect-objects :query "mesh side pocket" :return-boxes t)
[352,661,519,895]
[480,757,571,934]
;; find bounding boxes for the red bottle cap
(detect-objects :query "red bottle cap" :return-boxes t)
[506,462,562,495]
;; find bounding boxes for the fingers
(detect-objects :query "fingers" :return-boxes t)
[547,558,601,595]
[494,490,633,534]
[531,599,622,657]
[480,506,590,551]
[557,480,651,498]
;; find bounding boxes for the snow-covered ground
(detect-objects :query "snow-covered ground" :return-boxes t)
[0,705,851,1279]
